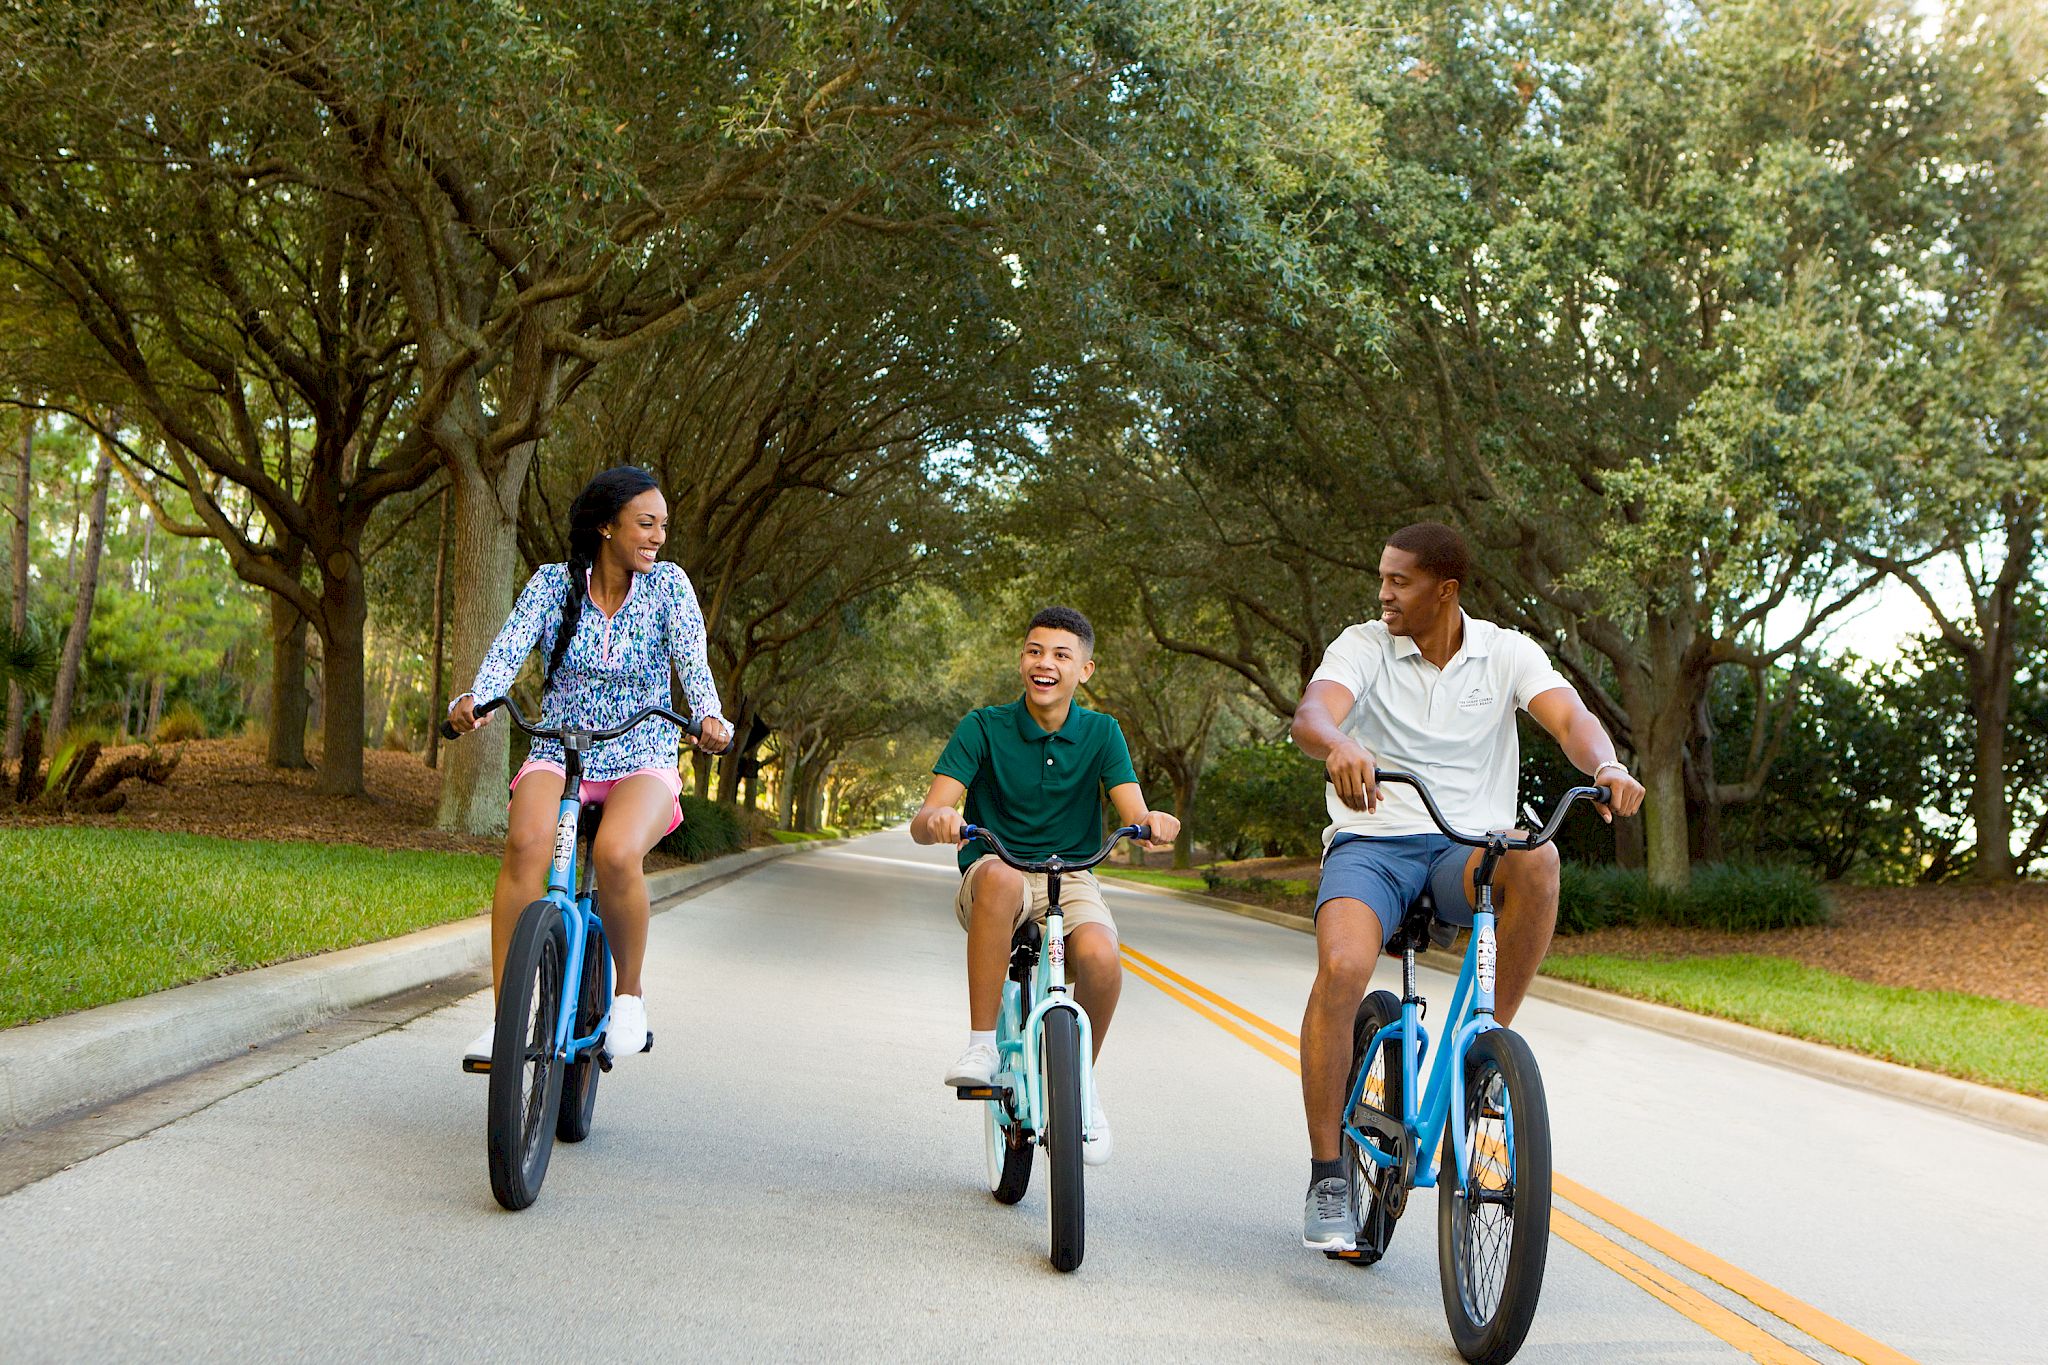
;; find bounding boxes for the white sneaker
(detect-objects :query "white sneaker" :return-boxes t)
[1085,1088,1112,1166]
[609,994,648,1057]
[461,1023,494,1070]
[944,1041,1000,1088]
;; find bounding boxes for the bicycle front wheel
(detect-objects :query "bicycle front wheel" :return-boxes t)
[1437,1027,1552,1364]
[556,906,609,1144]
[1040,1006,1085,1272]
[488,899,568,1211]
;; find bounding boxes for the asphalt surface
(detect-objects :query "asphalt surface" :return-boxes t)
[3,828,2040,1362]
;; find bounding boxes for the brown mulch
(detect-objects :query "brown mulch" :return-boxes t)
[0,737,687,867]
[1553,884,2048,1011]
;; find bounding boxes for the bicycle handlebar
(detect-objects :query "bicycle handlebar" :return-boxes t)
[439,695,708,747]
[1372,770,1608,851]
[961,823,1152,875]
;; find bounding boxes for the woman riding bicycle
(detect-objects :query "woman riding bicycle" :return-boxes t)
[446,465,731,1068]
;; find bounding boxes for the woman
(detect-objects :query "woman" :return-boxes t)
[446,466,731,1066]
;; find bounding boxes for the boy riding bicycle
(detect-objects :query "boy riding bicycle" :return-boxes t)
[910,606,1181,1167]
[1289,523,1644,1252]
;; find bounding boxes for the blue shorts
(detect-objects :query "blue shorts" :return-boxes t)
[1315,833,1476,945]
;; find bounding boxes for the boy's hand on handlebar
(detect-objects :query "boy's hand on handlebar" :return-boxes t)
[1327,739,1381,813]
[1595,766,1645,822]
[1141,812,1180,851]
[922,806,969,847]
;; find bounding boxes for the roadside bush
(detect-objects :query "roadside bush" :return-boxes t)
[156,703,208,743]
[1193,742,1325,859]
[1555,861,1829,935]
[1685,863,1831,932]
[657,795,747,862]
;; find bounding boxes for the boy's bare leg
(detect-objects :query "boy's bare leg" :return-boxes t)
[1067,922,1121,1058]
[966,861,1026,1030]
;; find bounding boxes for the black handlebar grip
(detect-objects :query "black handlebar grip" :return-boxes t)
[1134,825,1152,842]
[438,720,459,741]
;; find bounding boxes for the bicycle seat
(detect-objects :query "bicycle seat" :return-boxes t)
[1384,885,1459,958]
[1008,920,1041,983]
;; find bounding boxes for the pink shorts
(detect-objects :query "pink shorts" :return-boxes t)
[511,761,684,838]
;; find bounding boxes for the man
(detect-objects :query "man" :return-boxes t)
[910,605,1181,1166]
[1289,523,1645,1251]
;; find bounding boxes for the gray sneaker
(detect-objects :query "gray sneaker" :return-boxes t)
[1303,1176,1356,1251]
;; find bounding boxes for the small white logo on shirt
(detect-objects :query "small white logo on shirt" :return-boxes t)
[1458,686,1495,709]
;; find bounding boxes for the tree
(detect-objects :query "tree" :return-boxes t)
[45,445,110,740]
[3,414,28,761]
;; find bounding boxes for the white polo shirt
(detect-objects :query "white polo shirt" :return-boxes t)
[1305,612,1572,847]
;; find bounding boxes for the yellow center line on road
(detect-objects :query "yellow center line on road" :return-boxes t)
[1120,944,1917,1365]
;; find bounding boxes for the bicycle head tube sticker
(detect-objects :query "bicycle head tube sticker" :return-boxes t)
[1475,924,1496,996]
[1049,932,1064,967]
[554,819,577,870]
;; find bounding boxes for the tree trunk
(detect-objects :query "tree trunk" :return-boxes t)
[691,748,711,797]
[314,561,368,796]
[268,593,312,769]
[1968,654,2015,881]
[47,451,112,741]
[1170,764,1199,869]
[5,417,31,764]
[777,750,799,830]
[146,673,165,737]
[435,468,526,834]
[716,704,752,804]
[426,487,450,770]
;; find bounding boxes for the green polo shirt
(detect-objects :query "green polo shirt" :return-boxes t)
[934,697,1141,873]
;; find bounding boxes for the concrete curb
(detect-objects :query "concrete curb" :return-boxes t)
[1105,873,2048,1143]
[0,837,840,1137]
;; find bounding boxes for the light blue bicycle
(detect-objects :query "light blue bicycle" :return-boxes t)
[440,695,702,1211]
[951,823,1147,1273]
[1334,770,1607,1365]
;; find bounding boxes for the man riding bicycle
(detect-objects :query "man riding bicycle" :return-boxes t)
[1289,522,1645,1252]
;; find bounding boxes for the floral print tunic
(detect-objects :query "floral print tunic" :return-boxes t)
[461,561,726,781]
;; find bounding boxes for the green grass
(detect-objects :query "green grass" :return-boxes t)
[1544,953,2048,1098]
[768,828,842,843]
[0,827,497,1028]
[1097,866,1209,893]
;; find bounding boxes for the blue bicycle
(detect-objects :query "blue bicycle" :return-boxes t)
[1333,771,1607,1365]
[440,695,701,1211]
[951,824,1147,1272]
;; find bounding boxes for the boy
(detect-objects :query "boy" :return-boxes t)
[910,605,1181,1166]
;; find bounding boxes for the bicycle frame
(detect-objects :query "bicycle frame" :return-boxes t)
[1338,774,1606,1199]
[966,824,1143,1142]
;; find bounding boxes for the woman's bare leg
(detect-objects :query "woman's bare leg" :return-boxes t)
[588,774,676,998]
[492,770,566,995]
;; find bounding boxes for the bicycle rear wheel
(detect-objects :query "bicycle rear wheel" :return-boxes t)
[984,1093,1033,1204]
[488,899,568,1211]
[1344,990,1406,1264]
[1437,1027,1552,1364]
[1040,1006,1085,1272]
[556,905,609,1144]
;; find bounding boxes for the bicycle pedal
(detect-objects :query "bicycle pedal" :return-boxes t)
[954,1084,1012,1102]
[462,1057,491,1075]
[1326,1247,1380,1265]
[597,1051,613,1073]
[642,1029,654,1054]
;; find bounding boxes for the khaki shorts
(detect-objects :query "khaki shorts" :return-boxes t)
[953,854,1118,942]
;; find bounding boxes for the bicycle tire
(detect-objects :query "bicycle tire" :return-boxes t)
[487,899,568,1211]
[985,1094,1034,1204]
[1344,989,1406,1264]
[556,906,609,1144]
[1437,1027,1552,1364]
[1040,1006,1086,1272]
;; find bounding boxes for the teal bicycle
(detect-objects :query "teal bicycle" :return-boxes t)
[1333,771,1607,1365]
[951,823,1147,1273]
[440,695,702,1211]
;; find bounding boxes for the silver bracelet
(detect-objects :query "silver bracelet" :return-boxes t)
[1593,760,1628,780]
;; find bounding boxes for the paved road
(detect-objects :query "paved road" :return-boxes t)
[4,829,2041,1362]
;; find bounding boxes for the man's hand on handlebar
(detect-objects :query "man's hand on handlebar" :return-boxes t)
[1593,764,1645,823]
[1140,811,1180,852]
[1327,739,1382,813]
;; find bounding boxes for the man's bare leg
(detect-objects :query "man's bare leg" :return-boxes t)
[1301,897,1385,1160]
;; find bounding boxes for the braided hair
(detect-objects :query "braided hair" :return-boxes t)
[545,465,660,691]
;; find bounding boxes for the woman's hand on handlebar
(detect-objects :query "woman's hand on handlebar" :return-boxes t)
[691,716,732,754]
[448,695,487,735]
[1140,811,1180,851]
[1327,739,1382,813]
